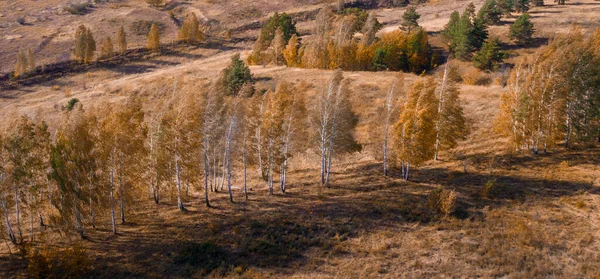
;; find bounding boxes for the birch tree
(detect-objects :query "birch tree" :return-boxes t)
[161,85,202,211]
[393,78,438,180]
[382,75,404,176]
[0,134,16,244]
[434,63,467,160]
[311,70,360,187]
[50,105,97,238]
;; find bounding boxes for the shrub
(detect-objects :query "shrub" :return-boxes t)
[429,188,457,217]
[65,98,80,111]
[16,17,25,25]
[26,245,91,279]
[65,3,92,15]
[481,178,498,198]
[462,68,491,85]
[145,0,163,7]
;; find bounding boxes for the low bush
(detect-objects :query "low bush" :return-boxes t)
[462,68,492,86]
[26,244,91,279]
[481,178,501,199]
[65,3,92,15]
[429,188,457,217]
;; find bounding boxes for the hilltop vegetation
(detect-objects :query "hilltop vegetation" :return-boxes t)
[1,0,600,278]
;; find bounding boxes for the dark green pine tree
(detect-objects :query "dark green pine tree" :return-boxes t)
[473,38,506,71]
[509,13,534,45]
[497,0,515,15]
[471,17,489,50]
[478,0,502,25]
[443,11,473,60]
[401,6,420,34]
[220,53,254,96]
[514,0,529,12]
[531,0,544,6]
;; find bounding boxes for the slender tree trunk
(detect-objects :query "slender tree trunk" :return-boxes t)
[243,139,248,200]
[175,156,185,211]
[74,204,83,238]
[0,196,16,244]
[256,126,263,179]
[565,102,572,148]
[212,149,217,192]
[267,139,274,195]
[119,171,125,224]
[383,135,388,177]
[29,209,34,242]
[153,176,159,204]
[203,141,211,208]
[325,148,333,187]
[110,164,117,235]
[38,212,44,228]
[220,148,226,191]
[321,138,326,186]
[89,175,95,229]
[227,146,233,203]
[14,188,22,241]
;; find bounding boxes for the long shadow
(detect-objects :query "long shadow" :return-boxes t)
[499,37,549,51]
[0,39,241,92]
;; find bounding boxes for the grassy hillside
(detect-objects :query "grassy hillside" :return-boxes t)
[1,0,600,278]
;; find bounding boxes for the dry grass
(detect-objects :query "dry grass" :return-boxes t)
[1,0,600,277]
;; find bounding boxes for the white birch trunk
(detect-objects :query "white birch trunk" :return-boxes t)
[175,155,185,211]
[110,157,117,235]
[0,193,16,244]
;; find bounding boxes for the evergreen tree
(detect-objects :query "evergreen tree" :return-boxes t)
[473,37,506,71]
[147,23,160,52]
[471,17,489,50]
[116,25,127,55]
[531,0,544,6]
[514,0,529,12]
[509,13,534,45]
[248,13,298,65]
[497,0,515,15]
[443,6,487,60]
[443,11,474,60]
[401,6,420,34]
[478,0,502,25]
[219,54,254,96]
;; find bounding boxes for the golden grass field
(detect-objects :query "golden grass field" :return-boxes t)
[1,0,600,277]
